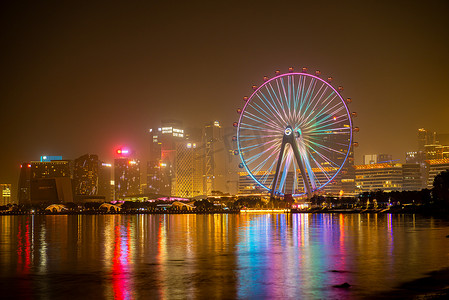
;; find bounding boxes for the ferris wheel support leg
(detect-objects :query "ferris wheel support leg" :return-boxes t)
[270,142,286,200]
[290,137,313,199]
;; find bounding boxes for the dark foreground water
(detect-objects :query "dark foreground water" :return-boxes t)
[1,213,449,299]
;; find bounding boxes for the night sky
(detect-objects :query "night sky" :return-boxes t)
[1,0,448,192]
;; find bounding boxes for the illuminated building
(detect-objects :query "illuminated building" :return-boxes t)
[424,144,444,160]
[114,155,140,200]
[238,171,275,194]
[98,162,113,202]
[18,162,32,204]
[17,158,73,204]
[426,159,449,189]
[147,120,185,195]
[364,154,377,165]
[355,163,403,192]
[402,164,422,191]
[418,128,436,151]
[203,121,228,195]
[73,154,99,196]
[172,142,204,197]
[377,154,393,163]
[0,184,12,205]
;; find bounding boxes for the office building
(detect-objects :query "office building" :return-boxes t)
[173,142,204,197]
[98,162,113,202]
[17,158,73,204]
[73,154,99,196]
[355,163,403,192]
[203,121,228,195]
[0,184,12,206]
[147,120,185,195]
[402,163,422,191]
[114,156,140,200]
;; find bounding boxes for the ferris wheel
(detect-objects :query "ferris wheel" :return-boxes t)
[234,68,356,198]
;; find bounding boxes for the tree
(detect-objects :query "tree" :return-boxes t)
[433,170,449,206]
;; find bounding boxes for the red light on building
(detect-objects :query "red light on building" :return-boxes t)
[116,148,130,156]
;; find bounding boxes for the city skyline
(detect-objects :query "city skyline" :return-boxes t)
[1,1,448,187]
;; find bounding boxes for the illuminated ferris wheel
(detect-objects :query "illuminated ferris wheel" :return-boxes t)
[234,67,356,198]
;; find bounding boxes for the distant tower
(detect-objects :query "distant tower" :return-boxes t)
[147,120,185,195]
[0,184,12,205]
[73,154,99,196]
[173,142,204,198]
[98,162,113,202]
[114,149,140,199]
[18,162,32,205]
[203,121,228,195]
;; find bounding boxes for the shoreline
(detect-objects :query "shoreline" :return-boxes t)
[1,208,448,217]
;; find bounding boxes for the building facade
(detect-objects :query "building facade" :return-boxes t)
[0,184,12,206]
[114,158,140,199]
[147,120,185,195]
[73,154,99,196]
[355,163,403,192]
[172,142,204,197]
[426,159,449,189]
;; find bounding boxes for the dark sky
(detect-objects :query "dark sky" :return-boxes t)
[1,0,448,188]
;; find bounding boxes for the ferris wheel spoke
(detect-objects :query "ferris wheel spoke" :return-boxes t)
[244,110,276,125]
[239,122,280,132]
[303,82,330,121]
[304,143,343,170]
[301,90,336,127]
[240,138,279,153]
[249,145,282,177]
[242,112,283,131]
[244,142,281,165]
[298,77,318,119]
[267,81,289,123]
[255,90,286,126]
[247,99,284,128]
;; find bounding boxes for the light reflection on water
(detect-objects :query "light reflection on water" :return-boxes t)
[1,213,449,299]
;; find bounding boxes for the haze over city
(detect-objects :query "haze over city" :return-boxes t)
[1,0,448,186]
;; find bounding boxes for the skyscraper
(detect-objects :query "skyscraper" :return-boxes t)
[147,120,185,195]
[0,184,12,206]
[203,121,228,195]
[173,142,204,197]
[114,154,140,200]
[98,162,113,202]
[73,154,99,196]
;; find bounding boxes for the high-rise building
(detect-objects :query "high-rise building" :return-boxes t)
[18,162,32,205]
[173,142,204,197]
[203,121,229,195]
[114,156,140,200]
[418,128,437,151]
[147,120,186,195]
[18,158,73,204]
[73,154,99,196]
[0,184,12,206]
[98,162,113,202]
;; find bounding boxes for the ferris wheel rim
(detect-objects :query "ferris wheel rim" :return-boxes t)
[236,71,353,196]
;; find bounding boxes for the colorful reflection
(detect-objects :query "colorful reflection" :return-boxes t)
[1,214,449,299]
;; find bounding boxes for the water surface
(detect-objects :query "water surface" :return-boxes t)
[1,213,449,299]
